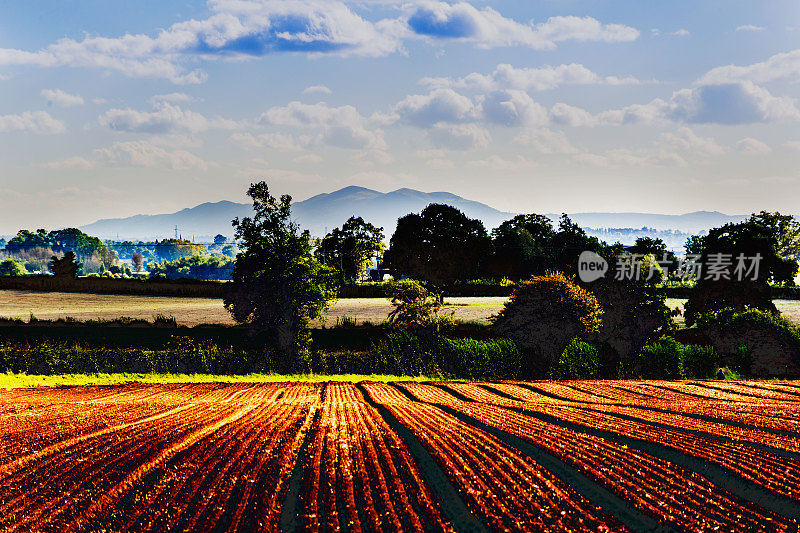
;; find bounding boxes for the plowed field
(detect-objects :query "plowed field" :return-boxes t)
[1,380,799,532]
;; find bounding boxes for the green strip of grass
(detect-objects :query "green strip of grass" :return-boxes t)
[0,372,432,389]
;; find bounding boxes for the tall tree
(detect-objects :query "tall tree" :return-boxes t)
[224,182,338,371]
[684,217,799,326]
[316,216,384,283]
[552,214,604,275]
[50,251,80,279]
[488,214,556,280]
[387,204,491,294]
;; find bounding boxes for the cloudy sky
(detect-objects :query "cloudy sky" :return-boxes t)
[1,0,800,234]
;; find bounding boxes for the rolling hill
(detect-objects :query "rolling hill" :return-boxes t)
[79,185,746,242]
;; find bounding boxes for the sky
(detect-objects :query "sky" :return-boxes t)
[1,0,800,234]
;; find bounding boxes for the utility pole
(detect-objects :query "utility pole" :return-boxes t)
[174,225,179,240]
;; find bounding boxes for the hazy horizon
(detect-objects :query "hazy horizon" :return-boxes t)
[2,1,799,234]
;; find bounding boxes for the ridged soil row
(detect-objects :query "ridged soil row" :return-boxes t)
[398,381,799,531]
[365,382,628,533]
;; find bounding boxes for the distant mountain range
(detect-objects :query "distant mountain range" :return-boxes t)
[79,185,747,242]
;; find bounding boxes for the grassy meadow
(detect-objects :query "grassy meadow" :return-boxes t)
[2,290,800,327]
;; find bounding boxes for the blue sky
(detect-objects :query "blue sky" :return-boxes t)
[1,0,799,233]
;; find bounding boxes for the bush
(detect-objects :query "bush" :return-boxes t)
[0,337,264,375]
[492,272,602,376]
[622,337,718,379]
[695,308,800,377]
[0,259,26,276]
[385,280,444,327]
[550,338,601,379]
[371,330,521,378]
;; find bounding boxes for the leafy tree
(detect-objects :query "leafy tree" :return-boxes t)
[47,228,104,259]
[6,228,104,261]
[132,252,144,272]
[316,216,384,283]
[221,244,237,257]
[154,239,206,261]
[488,214,556,280]
[552,215,604,275]
[684,217,799,326]
[0,259,25,276]
[0,238,6,249]
[148,255,235,280]
[385,280,442,327]
[628,237,677,267]
[684,235,705,256]
[214,234,227,246]
[4,229,49,253]
[50,251,80,278]
[388,204,491,294]
[748,211,800,258]
[224,182,338,371]
[492,272,603,376]
[584,253,677,371]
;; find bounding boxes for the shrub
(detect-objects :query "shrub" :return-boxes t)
[550,338,601,379]
[371,330,521,378]
[0,259,26,276]
[623,336,718,379]
[492,272,602,376]
[385,280,443,327]
[629,337,684,379]
[695,308,800,377]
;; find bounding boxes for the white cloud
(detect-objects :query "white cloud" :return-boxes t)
[302,85,332,95]
[426,123,490,150]
[698,49,800,85]
[99,102,238,133]
[0,2,639,83]
[736,25,765,32]
[514,128,578,154]
[599,81,800,125]
[481,90,548,126]
[0,110,66,134]
[393,88,477,126]
[41,88,84,107]
[43,156,95,170]
[736,137,772,155]
[421,63,641,92]
[670,29,690,36]
[404,3,638,49]
[657,127,726,157]
[0,1,400,83]
[550,102,597,127]
[94,140,210,170]
[258,101,386,149]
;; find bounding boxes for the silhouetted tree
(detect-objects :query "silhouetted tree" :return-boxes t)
[316,216,384,283]
[50,251,80,279]
[224,181,338,371]
[214,234,227,246]
[552,215,604,275]
[685,215,799,326]
[488,214,556,280]
[388,204,491,295]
